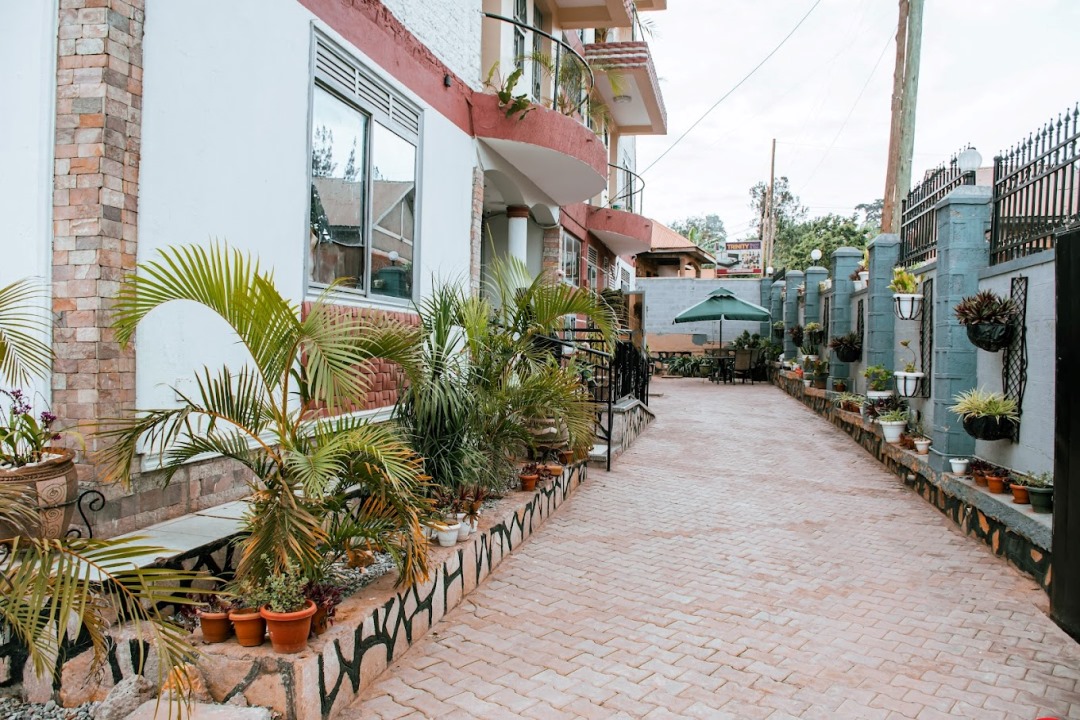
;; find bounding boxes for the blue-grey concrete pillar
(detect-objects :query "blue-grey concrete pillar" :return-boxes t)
[804,266,829,351]
[930,186,992,471]
[759,278,773,338]
[828,247,864,386]
[770,281,785,347]
[784,270,804,358]
[866,234,900,371]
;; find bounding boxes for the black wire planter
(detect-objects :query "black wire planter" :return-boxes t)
[962,415,1017,441]
[833,346,861,363]
[965,322,1015,352]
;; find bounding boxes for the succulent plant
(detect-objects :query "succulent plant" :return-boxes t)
[953,290,1019,326]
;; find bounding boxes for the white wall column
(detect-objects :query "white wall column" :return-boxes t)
[507,205,530,265]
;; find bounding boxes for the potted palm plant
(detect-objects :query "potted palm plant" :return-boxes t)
[0,279,205,702]
[828,332,862,363]
[948,388,1019,441]
[889,267,922,319]
[953,290,1019,352]
[894,340,924,398]
[98,244,433,597]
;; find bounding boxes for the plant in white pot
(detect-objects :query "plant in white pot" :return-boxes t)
[864,365,894,401]
[889,267,922,320]
[877,408,908,444]
[894,340,924,398]
[949,457,970,475]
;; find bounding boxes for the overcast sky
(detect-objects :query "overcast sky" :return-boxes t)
[636,0,1080,240]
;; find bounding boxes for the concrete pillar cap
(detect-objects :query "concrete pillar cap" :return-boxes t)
[832,247,864,258]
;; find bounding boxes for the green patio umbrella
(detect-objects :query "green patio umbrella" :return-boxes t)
[673,287,771,346]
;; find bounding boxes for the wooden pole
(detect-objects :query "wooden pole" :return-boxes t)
[895,0,924,231]
[764,138,776,274]
[881,0,910,235]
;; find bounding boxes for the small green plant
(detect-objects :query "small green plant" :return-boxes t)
[799,345,817,357]
[948,388,1019,422]
[261,558,308,613]
[804,322,822,333]
[1026,471,1053,488]
[813,359,829,377]
[864,364,891,391]
[833,392,866,410]
[878,408,909,423]
[899,340,919,374]
[888,267,919,294]
[953,290,1019,326]
[484,63,533,120]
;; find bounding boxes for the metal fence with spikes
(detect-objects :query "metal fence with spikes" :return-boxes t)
[991,104,1080,265]
[899,149,976,266]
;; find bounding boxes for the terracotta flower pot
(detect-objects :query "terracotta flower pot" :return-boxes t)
[228,608,266,647]
[520,474,538,492]
[972,471,988,487]
[985,475,1007,494]
[261,600,317,654]
[1009,484,1030,504]
[544,463,564,477]
[557,450,574,464]
[312,605,330,636]
[0,448,79,540]
[197,610,231,643]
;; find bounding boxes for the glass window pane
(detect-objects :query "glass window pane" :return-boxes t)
[562,233,581,286]
[370,123,416,299]
[310,86,367,290]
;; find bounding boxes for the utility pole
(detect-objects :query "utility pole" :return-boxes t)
[881,0,922,235]
[763,138,776,274]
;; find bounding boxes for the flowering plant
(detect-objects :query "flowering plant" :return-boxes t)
[0,389,61,468]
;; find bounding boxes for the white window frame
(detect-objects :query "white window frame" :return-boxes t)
[307,32,423,307]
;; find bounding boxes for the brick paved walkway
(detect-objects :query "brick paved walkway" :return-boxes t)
[348,378,1080,719]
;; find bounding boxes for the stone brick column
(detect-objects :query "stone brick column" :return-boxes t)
[758,278,773,338]
[929,187,992,470]
[865,234,900,372]
[803,266,828,352]
[770,282,784,347]
[828,247,864,386]
[541,226,561,281]
[468,166,483,294]
[783,271,803,358]
[53,0,144,480]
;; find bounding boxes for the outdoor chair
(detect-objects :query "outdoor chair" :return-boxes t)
[732,349,756,384]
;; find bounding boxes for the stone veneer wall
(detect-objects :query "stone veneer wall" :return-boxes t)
[55,464,587,719]
[52,0,145,481]
[772,371,1052,589]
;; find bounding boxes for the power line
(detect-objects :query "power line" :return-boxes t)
[640,0,823,176]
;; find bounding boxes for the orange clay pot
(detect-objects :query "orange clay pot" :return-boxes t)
[261,600,317,654]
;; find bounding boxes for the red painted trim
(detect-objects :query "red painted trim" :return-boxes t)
[299,0,473,134]
[560,202,591,235]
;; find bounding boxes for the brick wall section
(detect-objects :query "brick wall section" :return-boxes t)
[53,0,145,481]
[542,226,561,279]
[469,166,483,294]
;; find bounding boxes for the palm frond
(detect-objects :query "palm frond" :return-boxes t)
[0,279,52,386]
[236,479,327,580]
[0,536,208,699]
[111,244,300,393]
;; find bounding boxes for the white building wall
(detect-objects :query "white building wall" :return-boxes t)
[136,0,475,410]
[382,0,483,89]
[1,2,58,398]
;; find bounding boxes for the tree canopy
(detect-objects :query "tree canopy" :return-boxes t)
[669,214,727,254]
[772,213,871,271]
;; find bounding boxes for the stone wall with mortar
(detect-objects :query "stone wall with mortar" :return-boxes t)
[53,464,587,718]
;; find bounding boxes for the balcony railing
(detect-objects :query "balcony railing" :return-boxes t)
[899,148,976,266]
[607,163,645,215]
[990,104,1080,265]
[483,12,595,118]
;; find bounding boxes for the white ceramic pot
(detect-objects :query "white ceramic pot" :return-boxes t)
[469,517,478,534]
[949,458,969,475]
[914,439,931,455]
[894,371,924,398]
[456,519,471,542]
[858,271,869,283]
[803,379,812,387]
[853,280,866,292]
[867,390,895,401]
[893,293,923,320]
[436,524,461,547]
[879,420,906,444]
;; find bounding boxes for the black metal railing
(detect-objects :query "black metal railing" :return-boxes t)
[991,104,1080,265]
[607,163,645,214]
[899,148,976,266]
[483,13,595,117]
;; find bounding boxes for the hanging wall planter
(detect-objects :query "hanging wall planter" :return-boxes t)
[965,322,1014,352]
[962,415,1015,441]
[894,371,924,398]
[893,293,923,320]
